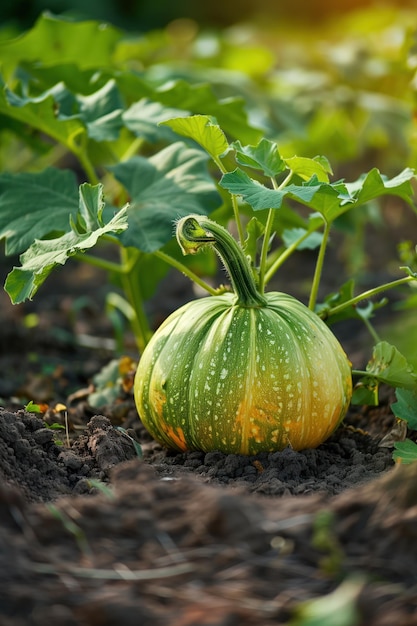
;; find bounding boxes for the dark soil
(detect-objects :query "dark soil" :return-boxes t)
[1,238,417,625]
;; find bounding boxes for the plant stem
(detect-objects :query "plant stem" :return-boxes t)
[119,248,153,353]
[351,369,370,377]
[361,315,381,344]
[264,228,314,286]
[67,134,100,185]
[213,154,245,245]
[309,218,330,311]
[120,137,145,162]
[154,250,218,296]
[325,275,417,318]
[77,152,100,186]
[258,171,293,293]
[79,248,152,352]
[75,252,126,274]
[258,209,275,295]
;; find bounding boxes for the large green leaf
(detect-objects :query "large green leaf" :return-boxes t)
[0,13,121,75]
[0,83,87,149]
[123,99,189,143]
[75,79,124,142]
[161,115,229,160]
[0,168,79,255]
[5,184,128,303]
[111,142,221,252]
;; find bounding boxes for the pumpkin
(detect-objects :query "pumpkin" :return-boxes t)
[134,215,352,455]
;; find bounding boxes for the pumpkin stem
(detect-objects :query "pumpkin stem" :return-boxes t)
[176,215,267,307]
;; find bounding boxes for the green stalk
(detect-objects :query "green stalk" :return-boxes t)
[258,171,293,293]
[120,137,145,162]
[78,247,152,352]
[213,154,245,246]
[264,228,314,286]
[119,247,153,353]
[154,250,218,296]
[308,219,331,311]
[75,252,126,275]
[67,133,100,186]
[325,275,416,318]
[258,208,275,295]
[177,215,266,308]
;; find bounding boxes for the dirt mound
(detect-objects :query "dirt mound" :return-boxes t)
[0,406,394,502]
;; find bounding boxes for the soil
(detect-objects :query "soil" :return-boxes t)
[1,231,417,625]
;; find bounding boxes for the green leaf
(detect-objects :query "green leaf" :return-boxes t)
[219,168,326,210]
[365,341,417,389]
[391,388,417,430]
[0,83,87,149]
[232,138,285,176]
[77,182,105,231]
[243,217,265,263]
[5,185,128,303]
[0,13,121,75]
[89,359,123,408]
[123,98,190,143]
[75,79,123,142]
[0,168,79,255]
[345,167,415,207]
[393,439,417,464]
[284,155,332,182]
[111,142,221,253]
[298,181,353,221]
[24,400,42,413]
[282,227,323,251]
[161,115,229,160]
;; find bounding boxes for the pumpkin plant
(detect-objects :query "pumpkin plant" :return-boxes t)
[133,116,417,454]
[134,215,352,454]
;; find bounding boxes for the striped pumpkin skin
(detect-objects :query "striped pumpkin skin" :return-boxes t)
[134,291,352,455]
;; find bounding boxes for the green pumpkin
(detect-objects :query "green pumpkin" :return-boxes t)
[134,215,352,455]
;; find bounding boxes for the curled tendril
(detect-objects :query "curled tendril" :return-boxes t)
[176,214,266,307]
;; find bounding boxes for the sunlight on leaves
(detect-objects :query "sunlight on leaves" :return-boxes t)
[284,155,332,182]
[0,12,121,76]
[161,115,229,160]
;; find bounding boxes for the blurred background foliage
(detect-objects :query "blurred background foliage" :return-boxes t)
[1,0,417,173]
